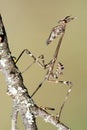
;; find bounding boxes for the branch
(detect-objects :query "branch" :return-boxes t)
[0,14,37,130]
[0,14,70,130]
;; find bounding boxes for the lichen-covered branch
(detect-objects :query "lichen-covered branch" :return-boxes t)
[0,14,70,130]
[0,14,37,130]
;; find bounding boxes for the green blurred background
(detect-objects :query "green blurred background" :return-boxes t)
[0,0,87,130]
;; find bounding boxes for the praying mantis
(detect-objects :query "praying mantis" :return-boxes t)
[15,16,76,120]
